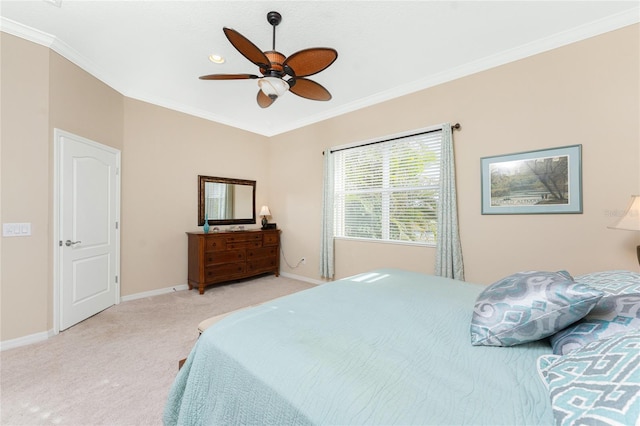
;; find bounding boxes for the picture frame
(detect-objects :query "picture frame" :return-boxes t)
[481,145,582,215]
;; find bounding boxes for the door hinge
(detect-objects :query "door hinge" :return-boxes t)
[115,221,119,230]
[115,276,118,284]
[116,167,120,176]
[59,240,62,246]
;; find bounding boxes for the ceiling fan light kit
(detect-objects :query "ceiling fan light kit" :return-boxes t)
[199,11,338,108]
[258,77,289,99]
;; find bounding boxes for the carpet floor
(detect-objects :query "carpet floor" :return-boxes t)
[0,275,315,425]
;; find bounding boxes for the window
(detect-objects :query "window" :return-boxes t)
[332,128,442,245]
[205,182,233,219]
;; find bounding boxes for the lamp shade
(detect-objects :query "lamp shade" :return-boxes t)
[259,206,271,217]
[258,77,289,99]
[609,195,640,231]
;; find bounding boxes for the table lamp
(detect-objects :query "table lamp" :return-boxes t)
[259,205,271,229]
[608,195,640,264]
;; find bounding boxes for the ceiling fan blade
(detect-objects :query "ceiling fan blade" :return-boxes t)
[257,90,275,108]
[283,48,338,77]
[289,78,332,101]
[199,73,259,80]
[223,27,271,68]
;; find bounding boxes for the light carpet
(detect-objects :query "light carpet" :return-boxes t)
[0,275,315,426]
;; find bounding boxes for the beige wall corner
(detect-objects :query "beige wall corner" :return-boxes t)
[120,99,269,296]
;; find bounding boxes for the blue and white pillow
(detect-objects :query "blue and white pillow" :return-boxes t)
[550,294,640,355]
[549,270,640,355]
[575,270,640,295]
[470,271,603,346]
[537,330,640,426]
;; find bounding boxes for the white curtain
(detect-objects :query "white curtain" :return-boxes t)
[435,123,465,280]
[320,150,335,279]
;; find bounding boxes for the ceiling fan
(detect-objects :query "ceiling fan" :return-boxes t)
[199,11,338,108]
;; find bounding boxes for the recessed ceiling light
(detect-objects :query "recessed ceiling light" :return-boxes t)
[208,54,225,64]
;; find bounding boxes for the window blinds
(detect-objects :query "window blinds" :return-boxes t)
[333,129,442,245]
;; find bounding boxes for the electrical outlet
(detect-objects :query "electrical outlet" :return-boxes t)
[301,257,306,265]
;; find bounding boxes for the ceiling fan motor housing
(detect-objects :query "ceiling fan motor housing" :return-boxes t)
[261,51,286,77]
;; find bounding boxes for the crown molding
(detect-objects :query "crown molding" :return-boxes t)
[1,16,54,47]
[2,7,638,137]
[1,16,123,97]
[264,7,640,136]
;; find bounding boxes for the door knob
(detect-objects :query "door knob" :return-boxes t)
[65,240,81,247]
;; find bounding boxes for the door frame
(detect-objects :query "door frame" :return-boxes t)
[52,128,121,334]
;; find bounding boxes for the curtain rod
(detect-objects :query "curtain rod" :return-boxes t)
[327,123,460,155]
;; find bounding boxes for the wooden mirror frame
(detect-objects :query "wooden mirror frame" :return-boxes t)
[198,175,256,226]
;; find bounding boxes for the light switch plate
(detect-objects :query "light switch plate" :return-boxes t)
[3,223,32,237]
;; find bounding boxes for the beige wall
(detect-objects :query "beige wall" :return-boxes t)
[270,24,640,283]
[1,33,125,340]
[1,31,268,341]
[121,99,269,296]
[1,33,50,341]
[1,24,638,344]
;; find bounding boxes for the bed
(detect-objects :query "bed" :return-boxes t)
[164,268,640,426]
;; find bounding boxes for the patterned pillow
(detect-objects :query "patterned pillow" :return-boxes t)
[575,270,640,295]
[549,271,640,355]
[550,295,640,355]
[537,330,640,426]
[470,271,603,346]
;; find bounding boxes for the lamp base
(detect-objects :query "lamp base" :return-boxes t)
[261,216,268,229]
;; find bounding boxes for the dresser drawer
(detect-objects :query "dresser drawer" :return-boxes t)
[205,263,246,282]
[247,257,278,273]
[204,250,245,266]
[205,237,226,252]
[263,233,279,246]
[246,246,278,260]
[227,241,262,250]
[225,234,262,243]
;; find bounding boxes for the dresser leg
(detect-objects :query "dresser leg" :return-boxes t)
[199,285,205,295]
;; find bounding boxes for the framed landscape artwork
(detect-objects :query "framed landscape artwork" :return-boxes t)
[481,145,582,215]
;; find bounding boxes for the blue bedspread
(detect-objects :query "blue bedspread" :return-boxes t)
[164,269,554,425]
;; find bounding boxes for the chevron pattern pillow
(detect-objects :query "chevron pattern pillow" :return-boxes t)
[537,330,640,426]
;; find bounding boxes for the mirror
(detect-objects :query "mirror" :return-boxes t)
[198,175,256,226]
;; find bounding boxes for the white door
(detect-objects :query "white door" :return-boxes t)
[55,129,120,331]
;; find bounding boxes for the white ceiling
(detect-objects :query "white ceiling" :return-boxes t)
[1,1,638,136]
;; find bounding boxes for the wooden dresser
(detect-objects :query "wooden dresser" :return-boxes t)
[186,229,280,294]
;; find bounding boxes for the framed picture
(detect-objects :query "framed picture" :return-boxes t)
[481,145,582,215]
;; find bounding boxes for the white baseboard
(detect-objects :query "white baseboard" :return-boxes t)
[1,329,55,352]
[280,271,326,286]
[1,278,317,351]
[120,283,189,302]
[1,284,190,351]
